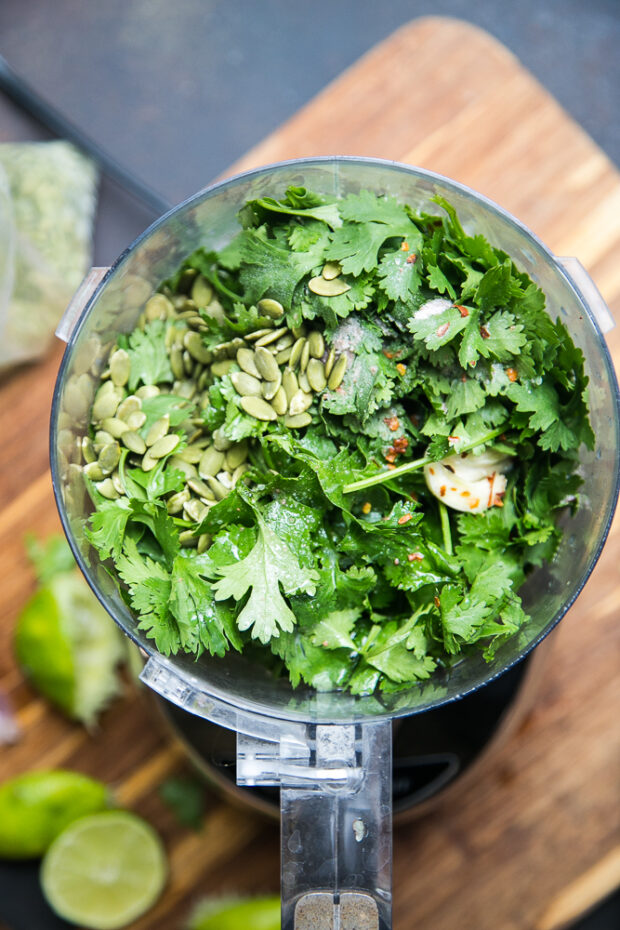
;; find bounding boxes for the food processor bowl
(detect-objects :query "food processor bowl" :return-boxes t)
[50,157,620,930]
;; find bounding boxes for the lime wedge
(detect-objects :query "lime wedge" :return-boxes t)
[15,570,124,725]
[188,896,281,930]
[0,770,109,859]
[41,811,167,929]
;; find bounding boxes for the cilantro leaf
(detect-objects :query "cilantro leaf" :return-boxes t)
[311,609,360,650]
[123,320,173,391]
[377,249,422,301]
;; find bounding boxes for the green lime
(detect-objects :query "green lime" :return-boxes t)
[41,811,167,930]
[14,570,124,725]
[188,896,280,930]
[0,770,109,859]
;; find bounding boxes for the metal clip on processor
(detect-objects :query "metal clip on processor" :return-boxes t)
[51,158,620,930]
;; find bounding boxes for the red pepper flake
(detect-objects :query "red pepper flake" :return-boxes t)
[429,467,435,475]
[447,435,460,446]
[398,513,413,525]
[385,449,397,464]
[506,367,518,382]
[493,495,505,508]
[362,501,372,515]
[480,325,490,339]
[401,240,410,251]
[322,640,329,647]
[436,322,450,338]
[406,253,417,264]
[384,416,400,432]
[433,596,441,608]
[440,485,446,497]
[460,490,470,497]
[394,558,400,565]
[393,437,409,453]
[408,551,424,562]
[396,363,407,376]
[455,304,469,318]
[383,349,395,359]
[469,498,480,510]
[387,463,396,470]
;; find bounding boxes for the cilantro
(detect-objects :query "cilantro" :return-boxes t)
[122,319,173,391]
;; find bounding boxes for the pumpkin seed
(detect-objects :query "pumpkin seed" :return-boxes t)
[169,457,197,478]
[226,442,249,470]
[212,428,233,451]
[98,442,121,474]
[179,444,205,464]
[197,533,212,554]
[204,298,227,325]
[291,325,307,339]
[272,386,288,416]
[94,430,114,448]
[92,391,121,422]
[184,498,208,523]
[121,431,147,455]
[257,298,285,319]
[146,416,170,446]
[199,446,226,477]
[289,338,305,370]
[141,450,159,471]
[179,530,198,547]
[182,330,211,364]
[240,395,278,421]
[81,436,96,464]
[174,379,196,400]
[288,390,313,416]
[112,473,125,495]
[136,384,160,400]
[216,471,234,489]
[324,347,336,378]
[284,412,312,429]
[282,368,298,402]
[116,396,141,421]
[188,477,216,499]
[308,276,351,297]
[145,294,173,321]
[177,268,198,293]
[101,417,129,438]
[261,372,282,400]
[273,333,295,352]
[300,340,310,373]
[109,349,131,386]
[166,489,190,514]
[182,350,194,377]
[275,347,292,365]
[308,331,325,359]
[231,371,262,397]
[191,275,213,307]
[322,261,342,280]
[231,463,250,485]
[206,475,229,500]
[255,326,288,348]
[328,354,348,390]
[96,478,119,499]
[210,359,235,377]
[83,461,104,481]
[298,370,311,393]
[245,328,273,342]
[307,358,327,392]
[126,410,147,431]
[236,347,261,378]
[170,346,185,380]
[254,346,280,381]
[150,434,180,459]
[63,382,90,421]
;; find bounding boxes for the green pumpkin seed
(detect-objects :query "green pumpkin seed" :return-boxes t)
[284,412,312,428]
[184,498,208,523]
[98,442,121,474]
[174,380,197,400]
[275,347,292,365]
[150,434,180,459]
[257,298,285,319]
[81,436,96,464]
[179,444,205,464]
[282,368,298,402]
[170,346,185,380]
[327,354,348,390]
[231,371,262,397]
[245,328,273,342]
[308,276,351,297]
[112,473,125,495]
[93,430,114,448]
[183,330,213,364]
[197,533,212,554]
[204,298,227,325]
[300,340,310,373]
[146,415,170,446]
[166,489,190,514]
[116,396,141,421]
[191,275,213,307]
[179,530,198,547]
[254,346,280,381]
[136,384,160,400]
[273,333,295,353]
[187,477,216,499]
[288,390,313,416]
[298,370,311,393]
[289,338,305,370]
[261,372,282,401]
[210,359,235,377]
[308,331,325,359]
[236,347,261,378]
[83,461,104,481]
[101,417,129,438]
[307,358,327,392]
[121,431,147,455]
[126,410,147,431]
[322,261,342,280]
[169,456,197,478]
[271,386,288,416]
[212,428,233,451]
[231,463,250,485]
[95,477,120,499]
[186,314,206,330]
[255,326,288,348]
[92,391,121,422]
[109,349,131,386]
[324,347,336,378]
[240,395,278,421]
[145,294,173,321]
[226,442,249,470]
[183,350,194,377]
[199,446,226,477]
[206,476,229,500]
[63,382,90,422]
[291,325,307,339]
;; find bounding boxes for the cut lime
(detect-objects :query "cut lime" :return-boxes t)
[188,896,281,930]
[41,811,167,929]
[0,770,110,859]
[14,570,124,725]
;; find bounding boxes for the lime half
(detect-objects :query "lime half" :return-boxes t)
[41,811,167,929]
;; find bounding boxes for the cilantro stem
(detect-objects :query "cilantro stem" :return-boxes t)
[439,501,453,556]
[342,425,509,494]
[207,269,245,303]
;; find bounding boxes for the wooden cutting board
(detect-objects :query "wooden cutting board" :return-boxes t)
[1,16,619,930]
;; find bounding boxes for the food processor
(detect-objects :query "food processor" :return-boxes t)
[50,157,620,930]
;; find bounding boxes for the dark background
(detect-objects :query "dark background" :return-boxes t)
[0,1,618,927]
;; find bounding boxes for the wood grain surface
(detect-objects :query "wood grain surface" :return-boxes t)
[1,17,619,930]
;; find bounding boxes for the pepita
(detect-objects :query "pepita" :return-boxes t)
[188,477,216,499]
[240,395,278,421]
[210,359,235,377]
[236,347,261,378]
[146,416,170,446]
[231,371,262,397]
[96,478,120,500]
[184,498,208,523]
[184,330,213,363]
[255,326,288,348]
[169,456,197,478]
[308,331,325,359]
[257,298,285,319]
[111,473,125,495]
[81,436,96,464]
[121,431,147,455]
[231,463,250,486]
[116,396,141,421]
[101,417,129,438]
[136,384,160,400]
[179,444,206,464]
[141,450,159,472]
[191,275,213,307]
[226,442,249,470]
[282,368,299,402]
[126,410,147,430]
[109,349,131,386]
[92,391,121,422]
[212,428,233,451]
[182,350,194,377]
[199,446,226,477]
[298,370,311,393]
[261,373,282,401]
[291,325,307,339]
[98,442,121,474]
[179,530,198,548]
[324,347,336,378]
[307,358,327,392]
[288,390,313,416]
[275,347,292,365]
[289,338,305,370]
[254,346,280,381]
[245,328,274,342]
[284,412,312,429]
[145,294,173,321]
[300,340,310,373]
[197,533,212,554]
[327,354,348,390]
[272,333,295,352]
[166,489,190,514]
[149,434,180,459]
[322,261,342,280]
[308,276,351,297]
[170,346,185,380]
[83,461,104,481]
[271,386,288,416]
[206,476,229,500]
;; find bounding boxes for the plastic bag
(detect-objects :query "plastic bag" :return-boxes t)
[0,140,98,372]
